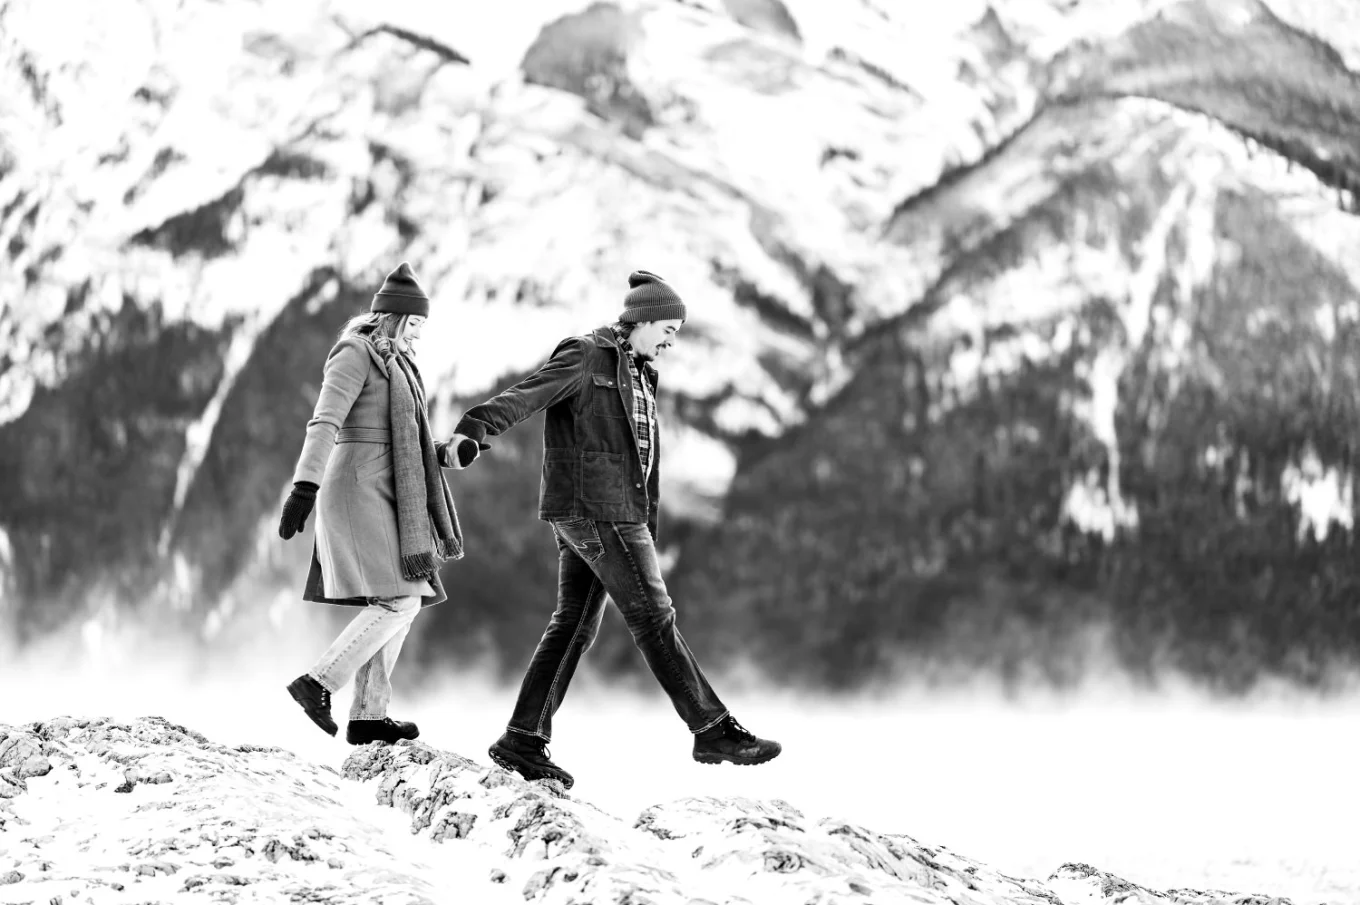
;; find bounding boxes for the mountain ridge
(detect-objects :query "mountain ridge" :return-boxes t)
[1,0,1358,692]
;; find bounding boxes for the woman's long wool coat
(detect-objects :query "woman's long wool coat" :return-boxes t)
[291,337,447,607]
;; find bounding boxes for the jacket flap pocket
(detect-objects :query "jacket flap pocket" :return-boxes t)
[591,373,617,389]
[580,451,624,504]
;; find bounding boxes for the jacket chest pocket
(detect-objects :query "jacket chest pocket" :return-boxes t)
[590,373,628,419]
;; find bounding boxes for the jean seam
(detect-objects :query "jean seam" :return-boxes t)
[693,711,730,735]
[309,670,339,694]
[608,522,705,717]
[315,615,384,683]
[351,615,414,719]
[536,571,602,738]
[507,726,550,741]
[313,597,416,692]
[554,518,604,564]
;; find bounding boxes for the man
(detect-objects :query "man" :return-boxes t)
[444,270,780,788]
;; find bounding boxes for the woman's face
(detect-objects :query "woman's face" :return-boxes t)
[400,315,426,351]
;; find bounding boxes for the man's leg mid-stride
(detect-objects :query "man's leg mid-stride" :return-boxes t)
[489,526,607,789]
[589,521,779,769]
[490,517,780,788]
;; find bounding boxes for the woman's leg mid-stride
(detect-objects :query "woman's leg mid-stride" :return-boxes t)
[350,600,419,719]
[287,596,421,738]
[312,595,420,693]
[343,596,422,745]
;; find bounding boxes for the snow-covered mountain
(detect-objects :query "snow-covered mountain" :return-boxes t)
[0,716,1315,903]
[2,0,1358,688]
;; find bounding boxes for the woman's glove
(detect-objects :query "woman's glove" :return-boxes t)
[278,481,319,539]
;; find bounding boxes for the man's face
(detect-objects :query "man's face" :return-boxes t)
[628,318,683,362]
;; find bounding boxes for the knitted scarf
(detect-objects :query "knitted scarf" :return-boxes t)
[369,335,463,581]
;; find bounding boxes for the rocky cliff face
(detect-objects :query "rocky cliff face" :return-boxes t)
[1,0,1357,688]
[0,716,1315,903]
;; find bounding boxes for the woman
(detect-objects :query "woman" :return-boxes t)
[277,261,463,745]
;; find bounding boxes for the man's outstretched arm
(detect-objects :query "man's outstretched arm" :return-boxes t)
[444,337,586,468]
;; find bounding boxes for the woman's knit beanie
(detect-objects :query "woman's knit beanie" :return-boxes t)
[371,262,430,317]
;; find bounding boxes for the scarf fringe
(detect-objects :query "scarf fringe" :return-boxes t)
[401,552,438,583]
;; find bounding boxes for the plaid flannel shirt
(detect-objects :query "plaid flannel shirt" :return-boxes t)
[611,326,657,481]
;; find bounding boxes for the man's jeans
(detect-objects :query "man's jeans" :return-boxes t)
[507,518,729,741]
[310,595,420,720]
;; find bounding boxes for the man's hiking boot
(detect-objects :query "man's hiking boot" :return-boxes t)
[488,731,575,788]
[693,715,781,766]
[286,674,336,736]
[346,717,420,745]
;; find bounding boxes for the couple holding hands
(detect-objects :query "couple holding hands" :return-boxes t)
[277,263,779,789]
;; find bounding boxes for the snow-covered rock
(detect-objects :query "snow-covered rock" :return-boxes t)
[0,717,477,903]
[0,716,1304,904]
[1049,862,1294,905]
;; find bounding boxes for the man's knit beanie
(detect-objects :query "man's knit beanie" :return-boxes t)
[619,270,686,323]
[371,262,430,317]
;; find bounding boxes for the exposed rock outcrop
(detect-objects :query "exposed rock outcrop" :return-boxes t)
[0,717,1308,904]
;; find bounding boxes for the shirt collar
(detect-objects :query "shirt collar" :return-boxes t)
[608,325,659,381]
[610,324,638,361]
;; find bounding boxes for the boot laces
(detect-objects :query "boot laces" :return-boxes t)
[530,738,553,762]
[513,734,551,760]
[726,716,755,742]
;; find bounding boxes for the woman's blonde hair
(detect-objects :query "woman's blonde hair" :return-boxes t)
[338,311,416,350]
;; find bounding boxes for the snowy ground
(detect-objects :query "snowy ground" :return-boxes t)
[1,627,1358,904]
[0,718,517,904]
